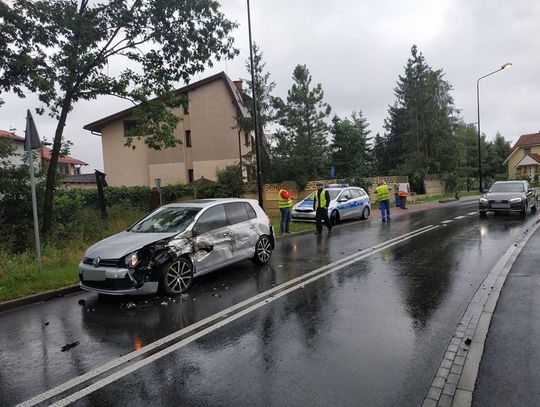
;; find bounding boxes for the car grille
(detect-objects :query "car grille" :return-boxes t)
[81,278,133,291]
[295,208,313,212]
[488,200,509,204]
[83,257,122,267]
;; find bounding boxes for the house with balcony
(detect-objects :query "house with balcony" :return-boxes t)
[504,131,540,179]
[83,71,253,187]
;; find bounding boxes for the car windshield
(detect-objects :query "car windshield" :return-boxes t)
[489,183,525,193]
[129,207,201,233]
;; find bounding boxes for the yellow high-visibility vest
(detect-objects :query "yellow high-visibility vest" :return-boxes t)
[278,189,293,209]
[376,184,390,201]
[314,189,327,208]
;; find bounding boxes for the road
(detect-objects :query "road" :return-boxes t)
[0,201,537,406]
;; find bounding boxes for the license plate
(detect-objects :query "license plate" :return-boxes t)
[492,203,510,209]
[296,213,312,218]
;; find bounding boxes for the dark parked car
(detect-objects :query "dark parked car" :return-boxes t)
[79,199,275,296]
[479,180,537,216]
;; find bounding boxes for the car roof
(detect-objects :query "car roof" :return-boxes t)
[162,198,258,208]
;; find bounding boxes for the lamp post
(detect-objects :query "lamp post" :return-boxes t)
[476,62,512,192]
[246,0,264,208]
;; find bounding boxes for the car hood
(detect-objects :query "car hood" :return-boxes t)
[483,192,524,200]
[296,198,314,209]
[84,231,178,259]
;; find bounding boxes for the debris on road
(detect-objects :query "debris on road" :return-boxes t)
[77,299,86,306]
[126,302,136,310]
[464,338,472,346]
[61,341,80,352]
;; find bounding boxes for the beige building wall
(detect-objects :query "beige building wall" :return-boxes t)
[507,146,540,179]
[100,77,250,187]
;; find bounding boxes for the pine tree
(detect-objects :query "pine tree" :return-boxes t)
[384,45,458,190]
[273,65,332,181]
[330,111,371,179]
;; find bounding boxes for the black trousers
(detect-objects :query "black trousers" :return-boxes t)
[315,207,332,232]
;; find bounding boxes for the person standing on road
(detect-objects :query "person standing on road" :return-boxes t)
[398,181,410,209]
[313,181,332,234]
[278,187,293,235]
[394,183,400,207]
[375,180,391,222]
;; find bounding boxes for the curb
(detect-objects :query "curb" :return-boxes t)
[0,284,81,313]
[421,217,540,407]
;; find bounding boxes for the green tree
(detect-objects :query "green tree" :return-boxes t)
[0,0,237,233]
[273,64,332,181]
[383,45,458,191]
[236,43,275,182]
[331,111,371,179]
[216,163,244,197]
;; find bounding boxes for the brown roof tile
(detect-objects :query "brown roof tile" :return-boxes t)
[41,147,88,166]
[511,132,540,150]
[0,130,25,143]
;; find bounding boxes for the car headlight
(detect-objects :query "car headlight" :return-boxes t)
[125,252,138,267]
[510,197,523,203]
[479,198,488,203]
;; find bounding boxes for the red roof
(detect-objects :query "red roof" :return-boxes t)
[511,132,540,150]
[528,153,540,165]
[0,130,25,143]
[41,146,88,166]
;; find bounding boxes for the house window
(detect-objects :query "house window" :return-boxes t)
[244,132,250,146]
[183,101,189,115]
[525,148,531,155]
[185,130,192,147]
[123,120,138,137]
[188,169,194,183]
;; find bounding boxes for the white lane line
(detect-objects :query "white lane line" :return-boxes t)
[47,225,441,407]
[18,224,437,407]
[468,212,477,215]
[454,215,466,220]
[441,220,454,224]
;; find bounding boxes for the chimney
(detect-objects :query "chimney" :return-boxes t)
[233,80,243,92]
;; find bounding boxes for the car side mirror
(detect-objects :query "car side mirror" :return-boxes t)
[484,189,490,193]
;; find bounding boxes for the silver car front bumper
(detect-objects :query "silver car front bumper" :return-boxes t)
[78,261,158,295]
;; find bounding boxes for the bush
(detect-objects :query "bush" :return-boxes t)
[215,164,244,197]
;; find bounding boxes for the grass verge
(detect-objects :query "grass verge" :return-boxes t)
[0,206,145,303]
[271,217,315,236]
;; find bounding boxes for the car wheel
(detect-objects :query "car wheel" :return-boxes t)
[160,257,194,296]
[521,203,527,215]
[479,211,487,217]
[253,235,272,265]
[330,210,340,226]
[361,206,370,220]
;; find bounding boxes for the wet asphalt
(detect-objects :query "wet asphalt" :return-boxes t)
[473,224,540,407]
[0,201,537,406]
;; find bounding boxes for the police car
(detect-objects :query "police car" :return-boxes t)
[291,184,371,225]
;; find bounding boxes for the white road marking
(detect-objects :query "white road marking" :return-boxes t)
[454,215,466,220]
[468,212,477,215]
[441,220,454,224]
[18,224,439,407]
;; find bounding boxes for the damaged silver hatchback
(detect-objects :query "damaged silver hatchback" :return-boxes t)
[79,199,275,296]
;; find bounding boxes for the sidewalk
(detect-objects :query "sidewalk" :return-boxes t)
[371,195,480,219]
[472,224,540,406]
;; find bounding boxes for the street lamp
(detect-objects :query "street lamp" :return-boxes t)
[476,62,512,192]
[246,0,264,208]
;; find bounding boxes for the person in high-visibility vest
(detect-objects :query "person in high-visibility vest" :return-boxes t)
[398,182,410,209]
[375,180,391,222]
[278,187,293,235]
[313,181,332,234]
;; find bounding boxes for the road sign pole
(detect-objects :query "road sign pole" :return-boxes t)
[27,149,42,274]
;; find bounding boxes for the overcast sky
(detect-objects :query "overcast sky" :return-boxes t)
[1,0,538,172]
